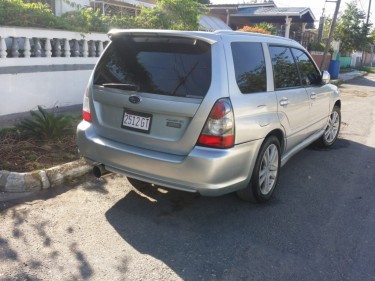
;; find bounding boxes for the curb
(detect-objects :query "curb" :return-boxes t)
[0,159,92,193]
[331,70,367,85]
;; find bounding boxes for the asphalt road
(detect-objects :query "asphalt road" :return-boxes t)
[1,74,375,281]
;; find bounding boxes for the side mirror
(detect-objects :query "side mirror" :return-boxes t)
[322,70,330,84]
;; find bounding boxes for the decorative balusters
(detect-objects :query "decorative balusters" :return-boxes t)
[0,35,106,59]
[11,37,19,58]
[0,37,6,58]
[97,41,103,57]
[71,40,80,57]
[45,38,52,57]
[23,38,31,58]
[54,39,61,57]
[88,41,96,57]
[63,39,70,57]
[82,40,88,57]
[34,38,42,57]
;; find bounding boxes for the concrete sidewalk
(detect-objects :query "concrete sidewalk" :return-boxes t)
[331,70,367,84]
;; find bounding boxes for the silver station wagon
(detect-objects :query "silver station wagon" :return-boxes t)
[77,29,341,203]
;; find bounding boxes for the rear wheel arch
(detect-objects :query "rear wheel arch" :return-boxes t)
[265,129,285,154]
[316,105,341,148]
[334,100,341,109]
[237,134,281,203]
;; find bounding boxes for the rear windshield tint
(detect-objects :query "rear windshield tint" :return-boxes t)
[94,36,212,98]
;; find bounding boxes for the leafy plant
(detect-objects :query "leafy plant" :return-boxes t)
[308,42,334,53]
[0,0,206,32]
[0,127,19,139]
[255,22,276,35]
[16,106,74,140]
[60,7,127,33]
[135,0,206,31]
[333,1,372,55]
[0,0,60,28]
[237,25,271,35]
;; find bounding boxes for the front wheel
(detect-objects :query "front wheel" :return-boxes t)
[237,136,281,203]
[317,106,341,148]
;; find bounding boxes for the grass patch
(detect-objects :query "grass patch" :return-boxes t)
[357,66,375,73]
[339,67,355,73]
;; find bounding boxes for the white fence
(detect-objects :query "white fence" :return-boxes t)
[0,26,108,117]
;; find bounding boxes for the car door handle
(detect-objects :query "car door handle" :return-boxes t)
[279,98,290,106]
[310,93,317,100]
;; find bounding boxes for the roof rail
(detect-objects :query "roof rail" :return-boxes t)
[213,30,296,42]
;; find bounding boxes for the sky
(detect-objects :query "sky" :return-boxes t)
[210,0,375,25]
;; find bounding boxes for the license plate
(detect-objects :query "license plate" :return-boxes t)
[122,109,152,133]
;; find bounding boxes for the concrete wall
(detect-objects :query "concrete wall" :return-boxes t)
[339,56,352,68]
[310,52,332,71]
[0,26,107,117]
[0,59,95,116]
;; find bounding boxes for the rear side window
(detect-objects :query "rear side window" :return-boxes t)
[291,48,322,86]
[269,46,301,89]
[94,36,212,98]
[231,42,267,93]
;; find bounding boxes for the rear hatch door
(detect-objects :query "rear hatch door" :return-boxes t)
[91,31,223,155]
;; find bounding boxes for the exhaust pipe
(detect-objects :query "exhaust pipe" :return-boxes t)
[93,164,110,178]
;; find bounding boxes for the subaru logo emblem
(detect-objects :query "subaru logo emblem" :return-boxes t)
[129,95,141,104]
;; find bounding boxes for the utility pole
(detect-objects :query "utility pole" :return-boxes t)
[370,0,374,67]
[362,0,372,65]
[366,0,372,25]
[320,0,341,70]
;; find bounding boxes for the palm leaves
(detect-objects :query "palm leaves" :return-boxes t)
[16,106,74,140]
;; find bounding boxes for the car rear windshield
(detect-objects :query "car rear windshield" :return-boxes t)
[94,35,212,98]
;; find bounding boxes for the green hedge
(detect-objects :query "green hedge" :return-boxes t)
[0,0,136,32]
[0,0,203,32]
[308,42,334,53]
[0,0,60,28]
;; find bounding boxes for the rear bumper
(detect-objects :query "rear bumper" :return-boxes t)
[77,121,263,196]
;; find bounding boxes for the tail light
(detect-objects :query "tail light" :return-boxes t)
[82,86,92,122]
[197,98,235,148]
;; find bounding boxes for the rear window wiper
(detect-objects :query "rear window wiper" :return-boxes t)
[101,83,139,91]
[171,62,199,96]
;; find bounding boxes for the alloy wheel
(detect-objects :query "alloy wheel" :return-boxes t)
[258,144,279,195]
[324,111,340,143]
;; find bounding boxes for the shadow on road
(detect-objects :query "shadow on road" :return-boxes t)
[343,74,375,88]
[1,138,374,280]
[0,174,109,280]
[105,138,375,280]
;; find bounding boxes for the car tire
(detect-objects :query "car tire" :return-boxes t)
[316,106,341,148]
[237,136,281,203]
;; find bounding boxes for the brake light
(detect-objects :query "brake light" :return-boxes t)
[82,86,92,122]
[83,110,92,122]
[197,98,235,148]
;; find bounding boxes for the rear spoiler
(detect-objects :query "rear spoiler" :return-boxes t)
[107,29,217,45]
